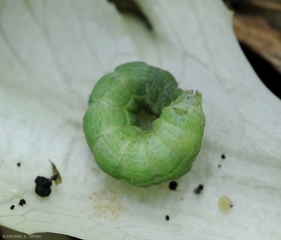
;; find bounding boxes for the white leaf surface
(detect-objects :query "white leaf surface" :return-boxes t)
[0,0,281,239]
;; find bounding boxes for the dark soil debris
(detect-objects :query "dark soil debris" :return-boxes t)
[34,176,52,197]
[35,176,52,188]
[35,185,51,197]
[169,181,178,190]
[19,199,26,206]
[50,174,58,181]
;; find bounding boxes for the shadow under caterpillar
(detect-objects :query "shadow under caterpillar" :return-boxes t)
[83,62,205,187]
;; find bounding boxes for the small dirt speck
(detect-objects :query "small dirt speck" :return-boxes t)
[194,184,204,194]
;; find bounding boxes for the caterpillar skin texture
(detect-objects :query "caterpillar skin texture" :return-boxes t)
[83,62,205,187]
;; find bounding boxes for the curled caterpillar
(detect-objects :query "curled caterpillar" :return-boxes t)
[83,62,205,187]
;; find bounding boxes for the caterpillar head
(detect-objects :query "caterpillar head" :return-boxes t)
[177,90,202,106]
[171,90,203,114]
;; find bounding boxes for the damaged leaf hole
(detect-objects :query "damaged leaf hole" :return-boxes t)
[50,159,62,185]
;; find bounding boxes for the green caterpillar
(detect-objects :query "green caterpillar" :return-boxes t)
[83,62,205,187]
